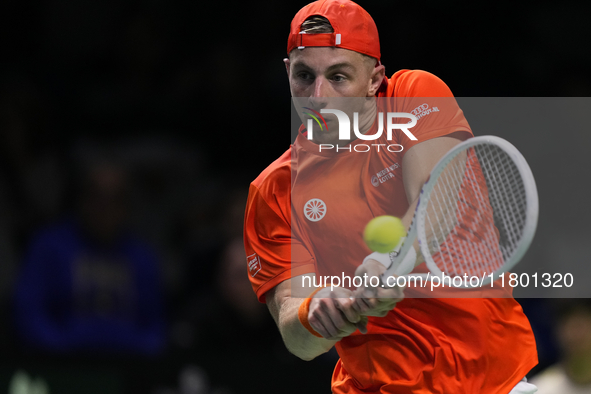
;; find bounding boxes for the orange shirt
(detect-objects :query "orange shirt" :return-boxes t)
[244,70,538,393]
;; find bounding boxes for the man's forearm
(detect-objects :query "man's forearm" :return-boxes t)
[270,293,338,361]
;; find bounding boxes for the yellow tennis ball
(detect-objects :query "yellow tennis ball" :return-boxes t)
[363,215,406,253]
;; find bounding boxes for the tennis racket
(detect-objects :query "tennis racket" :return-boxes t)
[382,135,538,287]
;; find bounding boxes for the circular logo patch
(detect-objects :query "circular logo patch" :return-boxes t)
[304,198,327,222]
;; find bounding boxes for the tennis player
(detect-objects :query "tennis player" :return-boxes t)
[244,1,539,392]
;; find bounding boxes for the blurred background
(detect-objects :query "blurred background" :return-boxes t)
[0,0,590,393]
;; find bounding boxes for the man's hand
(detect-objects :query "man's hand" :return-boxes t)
[351,259,405,317]
[308,286,368,340]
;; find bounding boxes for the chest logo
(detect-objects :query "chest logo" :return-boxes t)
[371,163,400,187]
[410,103,440,120]
[304,199,327,222]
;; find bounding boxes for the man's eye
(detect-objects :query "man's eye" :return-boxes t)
[297,72,313,80]
[331,75,346,82]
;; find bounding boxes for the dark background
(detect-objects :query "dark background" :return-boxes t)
[1,0,590,393]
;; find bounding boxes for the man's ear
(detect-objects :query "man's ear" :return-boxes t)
[368,63,386,96]
[284,58,291,78]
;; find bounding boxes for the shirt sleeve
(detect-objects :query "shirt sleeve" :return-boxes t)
[244,174,316,303]
[387,70,473,153]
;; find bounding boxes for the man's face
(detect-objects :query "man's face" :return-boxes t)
[285,47,384,145]
[287,47,376,98]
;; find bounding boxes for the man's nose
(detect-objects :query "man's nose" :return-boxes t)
[309,77,330,108]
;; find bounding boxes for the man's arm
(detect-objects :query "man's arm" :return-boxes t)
[265,273,367,361]
[401,132,469,205]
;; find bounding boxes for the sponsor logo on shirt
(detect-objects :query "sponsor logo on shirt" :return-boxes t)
[371,163,400,187]
[410,103,440,120]
[304,198,327,222]
[247,253,261,277]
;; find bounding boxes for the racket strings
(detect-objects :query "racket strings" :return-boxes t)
[462,148,504,273]
[449,149,501,276]
[478,144,527,260]
[422,144,527,280]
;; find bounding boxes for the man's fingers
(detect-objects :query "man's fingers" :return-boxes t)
[348,278,406,318]
[351,297,366,315]
[330,287,365,325]
[309,296,357,339]
[355,316,368,334]
[334,298,363,324]
[308,313,331,338]
[353,294,379,313]
[310,307,340,338]
[334,299,368,334]
[376,285,405,302]
[317,299,345,338]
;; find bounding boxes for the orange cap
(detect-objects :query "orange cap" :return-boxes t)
[287,0,381,60]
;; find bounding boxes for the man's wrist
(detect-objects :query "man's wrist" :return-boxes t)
[297,287,326,338]
[362,247,417,276]
[362,252,391,268]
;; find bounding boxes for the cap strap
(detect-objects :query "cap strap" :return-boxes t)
[297,32,339,50]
